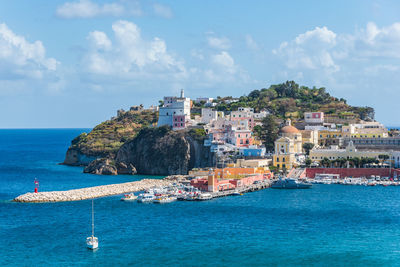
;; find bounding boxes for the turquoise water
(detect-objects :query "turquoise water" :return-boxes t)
[1,130,400,266]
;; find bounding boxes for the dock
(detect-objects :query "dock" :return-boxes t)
[13,179,173,203]
[211,180,272,198]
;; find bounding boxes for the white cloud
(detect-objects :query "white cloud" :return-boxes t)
[87,31,112,51]
[207,35,231,50]
[83,20,186,80]
[273,26,339,72]
[211,51,236,73]
[56,0,141,19]
[245,34,258,50]
[152,3,173,19]
[0,23,58,80]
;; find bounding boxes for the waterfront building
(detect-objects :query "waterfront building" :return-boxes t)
[342,136,400,150]
[190,167,273,192]
[158,89,191,130]
[273,119,303,169]
[309,141,391,162]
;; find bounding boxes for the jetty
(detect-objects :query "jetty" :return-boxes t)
[14,179,173,203]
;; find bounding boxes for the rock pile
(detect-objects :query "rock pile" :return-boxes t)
[14,179,173,203]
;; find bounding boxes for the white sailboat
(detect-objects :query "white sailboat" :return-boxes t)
[86,199,98,250]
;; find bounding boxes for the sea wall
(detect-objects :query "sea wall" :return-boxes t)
[305,168,400,179]
[14,179,173,203]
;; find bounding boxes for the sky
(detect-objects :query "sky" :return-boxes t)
[1,0,400,128]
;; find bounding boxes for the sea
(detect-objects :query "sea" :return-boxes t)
[1,129,400,266]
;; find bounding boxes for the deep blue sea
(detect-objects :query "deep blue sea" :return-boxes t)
[1,129,400,266]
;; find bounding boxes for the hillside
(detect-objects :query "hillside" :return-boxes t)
[206,81,374,121]
[63,107,158,165]
[63,81,375,168]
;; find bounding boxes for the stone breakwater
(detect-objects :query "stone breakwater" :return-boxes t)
[14,179,174,203]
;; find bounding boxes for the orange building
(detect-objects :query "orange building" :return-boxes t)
[190,167,273,192]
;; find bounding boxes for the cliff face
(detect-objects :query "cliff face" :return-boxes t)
[115,126,215,175]
[62,108,158,166]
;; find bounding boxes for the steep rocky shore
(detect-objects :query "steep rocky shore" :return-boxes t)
[63,125,215,176]
[115,126,215,175]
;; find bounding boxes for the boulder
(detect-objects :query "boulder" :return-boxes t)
[116,162,137,175]
[84,158,118,175]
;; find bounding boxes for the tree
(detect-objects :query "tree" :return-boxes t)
[305,158,312,167]
[302,143,314,155]
[378,154,389,167]
[259,115,279,152]
[320,157,331,168]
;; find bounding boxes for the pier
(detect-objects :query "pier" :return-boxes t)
[211,180,272,198]
[13,179,173,203]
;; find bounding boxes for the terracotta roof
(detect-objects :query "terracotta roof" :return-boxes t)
[280,125,300,134]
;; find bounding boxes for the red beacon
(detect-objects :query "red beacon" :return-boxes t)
[34,178,39,193]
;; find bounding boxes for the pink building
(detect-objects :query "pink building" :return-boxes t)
[228,129,253,147]
[172,115,186,130]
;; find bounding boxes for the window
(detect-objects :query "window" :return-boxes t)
[282,158,285,162]
[180,118,183,121]
[180,123,183,126]
[282,164,286,168]
[276,158,279,162]
[277,164,280,168]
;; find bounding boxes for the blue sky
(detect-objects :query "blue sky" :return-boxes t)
[1,0,400,128]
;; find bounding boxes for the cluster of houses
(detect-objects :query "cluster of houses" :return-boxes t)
[155,91,400,183]
[157,90,269,159]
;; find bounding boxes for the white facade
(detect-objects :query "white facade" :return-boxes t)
[195,97,214,104]
[201,108,218,124]
[304,112,324,124]
[157,90,191,127]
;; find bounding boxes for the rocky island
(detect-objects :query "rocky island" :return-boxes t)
[62,81,375,176]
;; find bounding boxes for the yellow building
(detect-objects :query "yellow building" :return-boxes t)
[273,119,302,170]
[301,129,319,146]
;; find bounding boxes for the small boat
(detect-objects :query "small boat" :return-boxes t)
[231,191,242,196]
[137,193,155,203]
[153,195,177,204]
[271,178,312,189]
[196,193,213,201]
[121,193,137,201]
[86,199,98,250]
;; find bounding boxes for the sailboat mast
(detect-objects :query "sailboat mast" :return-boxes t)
[92,199,94,237]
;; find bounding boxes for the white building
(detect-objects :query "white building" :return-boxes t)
[201,108,224,124]
[158,89,191,129]
[304,112,324,124]
[195,97,214,104]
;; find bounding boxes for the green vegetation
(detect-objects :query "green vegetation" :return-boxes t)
[70,109,158,156]
[211,81,374,121]
[188,128,207,142]
[253,115,279,152]
[302,143,315,156]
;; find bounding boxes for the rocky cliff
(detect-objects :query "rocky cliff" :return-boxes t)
[63,108,158,166]
[115,126,215,175]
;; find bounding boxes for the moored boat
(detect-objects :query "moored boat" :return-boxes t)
[121,193,137,201]
[137,193,155,203]
[153,195,177,204]
[271,178,312,189]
